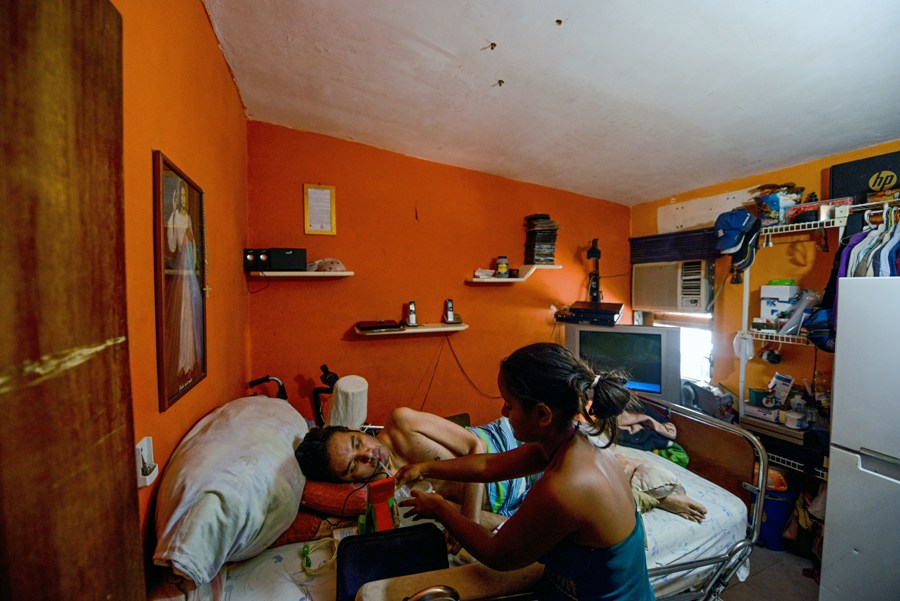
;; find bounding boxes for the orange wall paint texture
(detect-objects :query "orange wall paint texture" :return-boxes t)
[246,122,632,429]
[113,0,250,530]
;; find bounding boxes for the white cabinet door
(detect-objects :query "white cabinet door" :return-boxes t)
[832,277,900,460]
[819,446,900,601]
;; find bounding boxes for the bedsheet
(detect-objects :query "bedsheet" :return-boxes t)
[616,445,750,597]
[151,445,749,601]
[151,542,336,601]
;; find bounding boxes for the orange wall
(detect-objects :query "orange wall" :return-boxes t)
[631,140,900,398]
[113,0,250,529]
[246,123,632,427]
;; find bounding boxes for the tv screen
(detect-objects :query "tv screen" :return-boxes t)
[580,330,663,394]
[564,323,681,404]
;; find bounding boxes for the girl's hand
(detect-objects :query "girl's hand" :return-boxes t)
[394,463,426,488]
[398,490,446,522]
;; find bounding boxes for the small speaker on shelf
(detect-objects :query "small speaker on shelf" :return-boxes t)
[269,248,307,271]
[243,248,270,272]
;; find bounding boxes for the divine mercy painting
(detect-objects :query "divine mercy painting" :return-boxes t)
[153,151,207,411]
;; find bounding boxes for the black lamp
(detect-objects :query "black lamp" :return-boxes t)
[587,238,602,303]
[312,364,340,427]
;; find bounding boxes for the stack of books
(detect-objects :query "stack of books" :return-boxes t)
[524,214,559,264]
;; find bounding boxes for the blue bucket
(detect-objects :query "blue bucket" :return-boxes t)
[755,489,795,551]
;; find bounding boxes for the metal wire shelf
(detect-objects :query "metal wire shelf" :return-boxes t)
[761,219,837,235]
[747,330,811,345]
[767,452,828,480]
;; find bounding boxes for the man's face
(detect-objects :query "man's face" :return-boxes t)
[327,430,390,482]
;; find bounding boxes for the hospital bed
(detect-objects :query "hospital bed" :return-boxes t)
[149,395,766,601]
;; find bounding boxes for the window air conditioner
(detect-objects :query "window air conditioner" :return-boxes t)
[632,260,711,313]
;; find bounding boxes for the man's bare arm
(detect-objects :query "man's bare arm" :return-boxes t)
[383,407,487,524]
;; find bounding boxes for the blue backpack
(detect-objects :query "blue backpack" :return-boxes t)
[805,308,835,353]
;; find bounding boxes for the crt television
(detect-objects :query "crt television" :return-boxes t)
[564,322,681,404]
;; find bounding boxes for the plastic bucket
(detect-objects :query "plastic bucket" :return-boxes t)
[755,489,795,551]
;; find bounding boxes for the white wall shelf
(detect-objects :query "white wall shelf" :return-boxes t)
[249,271,354,278]
[354,322,468,336]
[741,415,805,444]
[465,264,561,283]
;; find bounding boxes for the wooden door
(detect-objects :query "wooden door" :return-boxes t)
[0,2,145,599]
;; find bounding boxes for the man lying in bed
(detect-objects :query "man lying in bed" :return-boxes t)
[295,407,707,529]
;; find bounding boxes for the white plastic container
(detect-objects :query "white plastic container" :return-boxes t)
[759,285,801,323]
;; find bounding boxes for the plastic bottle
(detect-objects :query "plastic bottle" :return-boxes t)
[813,371,830,412]
[496,256,509,278]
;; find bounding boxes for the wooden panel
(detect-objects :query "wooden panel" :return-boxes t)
[645,401,758,511]
[0,2,145,599]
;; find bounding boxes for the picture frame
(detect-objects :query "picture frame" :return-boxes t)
[304,183,336,235]
[152,151,207,411]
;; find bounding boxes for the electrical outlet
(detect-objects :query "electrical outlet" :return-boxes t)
[135,436,159,488]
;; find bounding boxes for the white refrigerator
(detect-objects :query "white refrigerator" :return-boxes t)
[819,277,900,600]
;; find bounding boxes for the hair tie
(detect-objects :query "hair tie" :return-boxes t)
[590,375,602,390]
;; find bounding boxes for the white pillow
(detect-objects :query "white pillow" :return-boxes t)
[153,396,308,585]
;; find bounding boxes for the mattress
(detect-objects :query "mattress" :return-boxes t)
[151,446,750,601]
[626,446,750,597]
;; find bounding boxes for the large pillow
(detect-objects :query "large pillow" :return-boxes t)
[300,480,368,515]
[153,396,308,585]
[264,481,370,546]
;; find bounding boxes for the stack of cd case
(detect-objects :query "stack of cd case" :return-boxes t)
[524,214,559,264]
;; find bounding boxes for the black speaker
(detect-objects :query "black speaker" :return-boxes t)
[243,248,270,272]
[269,248,307,271]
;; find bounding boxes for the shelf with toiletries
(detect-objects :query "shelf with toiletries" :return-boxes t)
[736,218,837,440]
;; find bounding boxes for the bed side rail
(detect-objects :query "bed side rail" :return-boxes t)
[639,397,766,544]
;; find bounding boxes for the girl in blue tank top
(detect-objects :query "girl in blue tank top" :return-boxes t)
[396,342,655,600]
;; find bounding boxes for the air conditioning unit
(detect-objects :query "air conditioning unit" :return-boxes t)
[632,260,711,313]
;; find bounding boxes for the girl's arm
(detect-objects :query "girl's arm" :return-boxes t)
[405,475,574,571]
[398,442,547,485]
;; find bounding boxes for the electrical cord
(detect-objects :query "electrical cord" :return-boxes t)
[446,337,501,399]
[304,460,395,574]
[706,266,730,312]
[323,457,390,528]
[416,337,446,411]
[301,537,337,575]
[246,271,270,293]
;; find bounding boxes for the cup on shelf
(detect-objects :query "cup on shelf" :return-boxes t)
[748,388,768,406]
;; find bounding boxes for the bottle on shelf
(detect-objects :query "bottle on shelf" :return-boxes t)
[495,256,509,278]
[812,371,830,422]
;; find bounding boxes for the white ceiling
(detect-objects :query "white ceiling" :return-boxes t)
[203,0,900,206]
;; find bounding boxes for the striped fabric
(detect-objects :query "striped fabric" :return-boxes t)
[467,417,540,516]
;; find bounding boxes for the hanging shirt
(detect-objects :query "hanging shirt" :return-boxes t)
[876,222,900,276]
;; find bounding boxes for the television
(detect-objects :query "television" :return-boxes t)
[564,322,681,404]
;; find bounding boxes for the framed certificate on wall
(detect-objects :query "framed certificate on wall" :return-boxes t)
[304,184,336,235]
